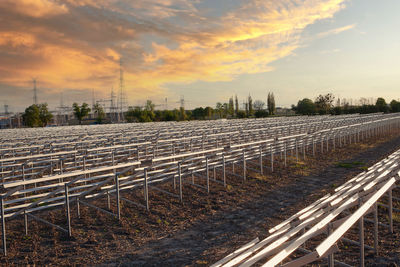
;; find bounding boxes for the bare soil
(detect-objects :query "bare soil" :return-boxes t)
[1,132,400,266]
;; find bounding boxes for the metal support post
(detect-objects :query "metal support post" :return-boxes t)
[24,210,28,235]
[178,162,183,203]
[144,169,149,211]
[77,198,80,218]
[271,146,274,172]
[206,157,210,193]
[389,189,393,233]
[1,198,6,256]
[359,214,365,267]
[115,173,121,220]
[328,223,334,267]
[222,154,226,188]
[259,146,263,175]
[373,202,379,255]
[242,150,246,181]
[65,184,72,237]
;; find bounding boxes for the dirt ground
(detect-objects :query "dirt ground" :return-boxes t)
[1,132,400,266]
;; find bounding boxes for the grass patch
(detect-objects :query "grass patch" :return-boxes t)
[336,161,365,169]
[289,160,309,170]
[294,162,309,169]
[252,172,268,181]
[392,212,400,223]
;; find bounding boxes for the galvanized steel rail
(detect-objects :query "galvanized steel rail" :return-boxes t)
[1,113,400,257]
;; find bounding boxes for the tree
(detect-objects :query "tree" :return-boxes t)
[73,102,91,125]
[228,97,234,117]
[390,100,400,113]
[125,106,141,123]
[144,100,156,121]
[125,106,153,122]
[22,104,40,127]
[254,100,268,118]
[22,103,52,127]
[234,95,239,116]
[216,102,223,118]
[204,106,213,119]
[358,104,377,114]
[173,109,181,121]
[331,106,343,115]
[315,93,334,114]
[375,97,388,113]
[192,107,205,119]
[93,103,106,124]
[254,100,265,111]
[145,100,155,112]
[185,110,192,120]
[38,103,53,126]
[179,107,187,121]
[248,95,254,116]
[236,110,246,118]
[223,103,228,118]
[296,98,316,115]
[163,110,179,121]
[267,92,276,115]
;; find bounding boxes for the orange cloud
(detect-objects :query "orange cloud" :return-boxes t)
[0,0,348,106]
[0,32,36,48]
[0,0,68,18]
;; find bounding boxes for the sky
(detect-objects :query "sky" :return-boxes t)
[0,0,399,112]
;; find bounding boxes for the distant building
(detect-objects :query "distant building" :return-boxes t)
[0,114,22,129]
[0,116,10,129]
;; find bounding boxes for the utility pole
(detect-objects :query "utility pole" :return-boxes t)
[33,79,38,105]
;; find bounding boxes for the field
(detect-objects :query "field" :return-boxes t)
[0,114,400,266]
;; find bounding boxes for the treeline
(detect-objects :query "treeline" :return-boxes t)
[125,93,276,122]
[22,92,399,127]
[22,102,106,127]
[292,94,400,115]
[20,92,276,126]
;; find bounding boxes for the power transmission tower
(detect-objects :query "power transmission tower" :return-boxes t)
[33,79,38,105]
[57,93,72,125]
[118,58,127,122]
[180,95,185,109]
[111,87,117,123]
[92,89,95,110]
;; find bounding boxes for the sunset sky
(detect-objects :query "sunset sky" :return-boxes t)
[0,0,399,112]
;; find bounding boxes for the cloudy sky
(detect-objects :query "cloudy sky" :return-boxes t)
[0,0,399,112]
